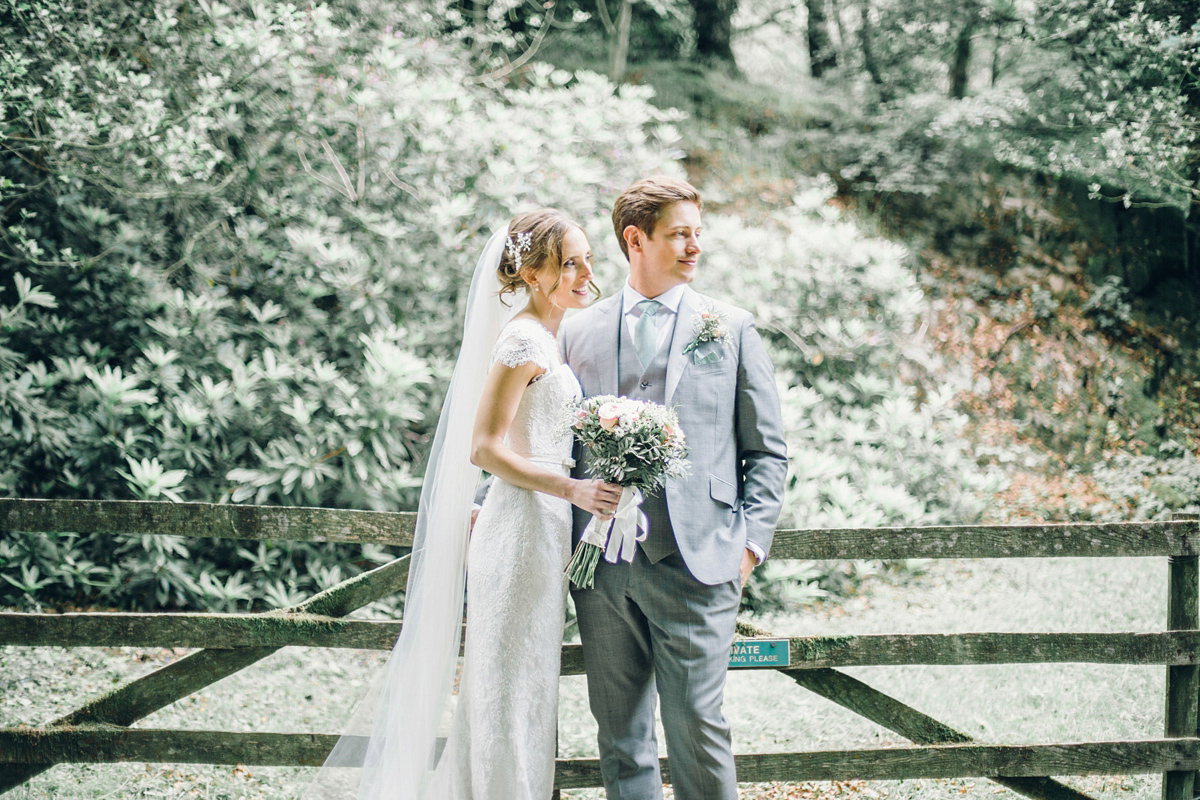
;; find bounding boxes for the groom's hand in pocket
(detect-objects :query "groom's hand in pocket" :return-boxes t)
[739,548,756,587]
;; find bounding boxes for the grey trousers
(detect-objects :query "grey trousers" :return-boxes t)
[571,549,742,800]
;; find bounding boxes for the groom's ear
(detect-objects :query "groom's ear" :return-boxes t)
[622,225,643,254]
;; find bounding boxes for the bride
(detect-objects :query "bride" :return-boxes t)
[310,209,621,800]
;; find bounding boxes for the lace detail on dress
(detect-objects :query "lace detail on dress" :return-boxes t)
[491,318,558,370]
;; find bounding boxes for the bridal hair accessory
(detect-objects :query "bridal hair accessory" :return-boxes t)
[564,396,690,589]
[683,302,731,364]
[505,231,533,272]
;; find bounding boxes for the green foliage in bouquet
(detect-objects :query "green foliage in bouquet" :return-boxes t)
[570,396,689,493]
[566,395,688,588]
[0,0,682,610]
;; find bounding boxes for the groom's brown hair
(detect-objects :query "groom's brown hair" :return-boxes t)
[612,176,703,260]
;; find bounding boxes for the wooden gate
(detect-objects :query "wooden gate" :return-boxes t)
[1,499,1198,800]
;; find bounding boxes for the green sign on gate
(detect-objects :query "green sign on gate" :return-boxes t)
[729,637,790,668]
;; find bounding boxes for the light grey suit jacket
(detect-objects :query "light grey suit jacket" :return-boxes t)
[560,285,788,585]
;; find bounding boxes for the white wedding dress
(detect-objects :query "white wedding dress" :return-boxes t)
[425,317,581,800]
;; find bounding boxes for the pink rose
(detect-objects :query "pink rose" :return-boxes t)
[597,402,621,431]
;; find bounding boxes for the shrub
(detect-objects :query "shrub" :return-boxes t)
[701,178,997,531]
[695,178,999,612]
[1091,441,1200,522]
[0,0,681,610]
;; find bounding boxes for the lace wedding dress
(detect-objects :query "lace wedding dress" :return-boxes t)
[425,316,581,800]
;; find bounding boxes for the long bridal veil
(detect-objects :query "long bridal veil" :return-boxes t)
[305,229,518,800]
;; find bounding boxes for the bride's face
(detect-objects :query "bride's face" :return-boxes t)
[535,226,594,310]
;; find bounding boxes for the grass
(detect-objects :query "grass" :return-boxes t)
[2,555,1166,799]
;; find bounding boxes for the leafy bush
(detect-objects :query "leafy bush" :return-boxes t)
[1082,276,1133,334]
[703,179,997,530]
[0,0,681,610]
[805,0,1199,209]
[1090,441,1200,522]
[696,178,997,612]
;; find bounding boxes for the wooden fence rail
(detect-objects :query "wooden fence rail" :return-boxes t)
[2,729,1198,783]
[3,498,1197,556]
[4,613,1200,668]
[2,499,1198,800]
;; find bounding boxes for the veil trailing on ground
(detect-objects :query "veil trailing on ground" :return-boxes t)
[306,229,518,800]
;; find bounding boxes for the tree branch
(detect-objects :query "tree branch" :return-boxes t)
[735,0,802,34]
[295,138,355,201]
[594,0,616,35]
[355,107,367,202]
[382,169,427,206]
[320,139,358,202]
[471,3,557,84]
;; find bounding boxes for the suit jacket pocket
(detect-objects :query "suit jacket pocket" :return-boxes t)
[689,358,732,376]
[709,474,738,508]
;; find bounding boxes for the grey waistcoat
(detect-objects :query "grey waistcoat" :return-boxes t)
[618,311,678,562]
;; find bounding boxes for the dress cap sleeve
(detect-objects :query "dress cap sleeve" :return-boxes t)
[491,320,554,370]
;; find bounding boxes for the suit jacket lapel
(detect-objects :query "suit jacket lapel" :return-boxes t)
[592,294,622,396]
[665,286,696,404]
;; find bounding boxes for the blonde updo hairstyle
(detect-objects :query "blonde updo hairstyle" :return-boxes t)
[497,209,591,303]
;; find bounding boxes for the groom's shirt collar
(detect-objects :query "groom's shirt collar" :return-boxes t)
[620,282,686,354]
[621,282,687,316]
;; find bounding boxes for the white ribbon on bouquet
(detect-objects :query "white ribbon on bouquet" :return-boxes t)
[580,486,649,564]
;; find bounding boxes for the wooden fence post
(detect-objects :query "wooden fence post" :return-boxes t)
[1163,511,1199,800]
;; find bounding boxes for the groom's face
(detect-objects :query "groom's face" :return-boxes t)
[630,201,702,295]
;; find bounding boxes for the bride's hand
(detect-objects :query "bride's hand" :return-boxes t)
[569,479,623,518]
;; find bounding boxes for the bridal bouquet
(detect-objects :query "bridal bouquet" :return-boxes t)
[565,395,689,589]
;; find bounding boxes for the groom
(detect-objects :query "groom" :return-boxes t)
[560,176,788,800]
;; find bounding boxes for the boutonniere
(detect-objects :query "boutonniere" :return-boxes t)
[682,304,731,364]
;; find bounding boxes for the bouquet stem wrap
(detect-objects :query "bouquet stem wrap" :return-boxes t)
[593,487,648,560]
[607,486,648,563]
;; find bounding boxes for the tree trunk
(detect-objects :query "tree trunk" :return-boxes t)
[833,2,848,58]
[609,0,633,82]
[472,0,487,52]
[805,0,837,78]
[990,25,1001,87]
[1186,207,1198,287]
[949,14,976,99]
[859,1,886,97]
[688,0,739,69]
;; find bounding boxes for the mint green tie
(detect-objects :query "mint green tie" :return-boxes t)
[634,299,662,369]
